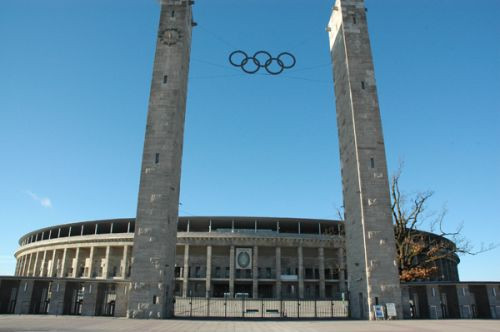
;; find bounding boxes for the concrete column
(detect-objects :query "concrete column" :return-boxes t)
[318,247,326,298]
[59,248,68,278]
[31,253,38,276]
[16,257,23,275]
[229,245,235,297]
[182,244,189,297]
[252,245,258,299]
[32,251,40,277]
[49,250,57,277]
[81,282,98,316]
[47,281,66,315]
[14,279,34,314]
[121,246,129,279]
[40,250,47,277]
[276,247,281,298]
[103,246,111,279]
[72,247,80,278]
[426,285,443,319]
[114,283,129,317]
[17,256,22,275]
[205,245,212,298]
[298,246,304,299]
[400,285,412,319]
[487,285,499,318]
[20,256,26,275]
[26,254,32,276]
[30,253,37,276]
[16,256,22,275]
[26,253,33,276]
[338,247,346,292]
[14,258,20,275]
[21,255,28,276]
[88,246,95,278]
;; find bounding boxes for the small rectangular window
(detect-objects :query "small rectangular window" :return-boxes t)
[370,158,375,168]
[155,153,160,164]
[493,287,497,297]
[195,266,200,277]
[432,288,436,297]
[153,295,158,304]
[171,10,175,18]
[462,288,466,296]
[352,15,357,24]
[361,81,365,89]
[163,75,168,84]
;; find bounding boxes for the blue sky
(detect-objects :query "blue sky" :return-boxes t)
[0,0,499,281]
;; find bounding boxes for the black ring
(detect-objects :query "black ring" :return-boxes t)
[253,51,272,67]
[264,58,285,75]
[277,52,296,69]
[229,50,248,67]
[241,57,260,74]
[228,50,296,75]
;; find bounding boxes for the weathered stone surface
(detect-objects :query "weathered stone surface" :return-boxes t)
[127,0,194,319]
[14,279,34,314]
[327,0,402,319]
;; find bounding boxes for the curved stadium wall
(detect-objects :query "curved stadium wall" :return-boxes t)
[14,216,459,300]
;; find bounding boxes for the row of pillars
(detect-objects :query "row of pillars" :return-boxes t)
[181,245,346,299]
[16,246,131,280]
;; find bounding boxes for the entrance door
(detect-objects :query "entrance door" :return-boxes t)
[469,285,492,318]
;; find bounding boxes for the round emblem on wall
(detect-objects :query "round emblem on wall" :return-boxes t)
[160,28,183,46]
[237,251,250,269]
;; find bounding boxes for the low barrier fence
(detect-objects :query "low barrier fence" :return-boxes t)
[174,297,349,319]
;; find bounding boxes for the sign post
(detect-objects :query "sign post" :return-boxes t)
[386,303,397,319]
[373,305,385,320]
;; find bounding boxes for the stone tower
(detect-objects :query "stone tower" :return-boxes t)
[127,0,194,319]
[327,0,402,319]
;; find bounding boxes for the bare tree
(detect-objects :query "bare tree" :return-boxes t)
[391,164,497,281]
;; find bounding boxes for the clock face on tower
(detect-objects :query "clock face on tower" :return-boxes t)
[160,28,182,46]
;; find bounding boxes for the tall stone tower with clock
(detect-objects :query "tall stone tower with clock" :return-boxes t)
[327,0,402,319]
[127,0,195,319]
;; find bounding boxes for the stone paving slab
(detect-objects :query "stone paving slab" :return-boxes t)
[0,316,499,332]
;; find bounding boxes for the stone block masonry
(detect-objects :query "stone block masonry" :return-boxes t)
[327,0,402,319]
[127,0,194,319]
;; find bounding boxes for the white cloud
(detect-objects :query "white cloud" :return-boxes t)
[26,190,52,208]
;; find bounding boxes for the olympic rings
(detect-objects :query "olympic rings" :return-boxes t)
[229,50,296,75]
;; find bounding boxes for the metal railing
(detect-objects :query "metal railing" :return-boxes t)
[174,297,349,319]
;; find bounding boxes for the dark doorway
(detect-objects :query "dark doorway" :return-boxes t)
[258,284,273,298]
[0,280,19,314]
[30,281,51,314]
[105,300,116,316]
[408,286,430,319]
[212,282,229,298]
[96,283,116,317]
[234,283,252,298]
[63,282,84,315]
[469,285,492,319]
[439,285,460,318]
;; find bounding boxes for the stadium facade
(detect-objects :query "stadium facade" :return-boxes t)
[2,217,498,319]
[1,0,499,321]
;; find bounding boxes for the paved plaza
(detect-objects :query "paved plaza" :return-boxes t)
[0,316,499,332]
